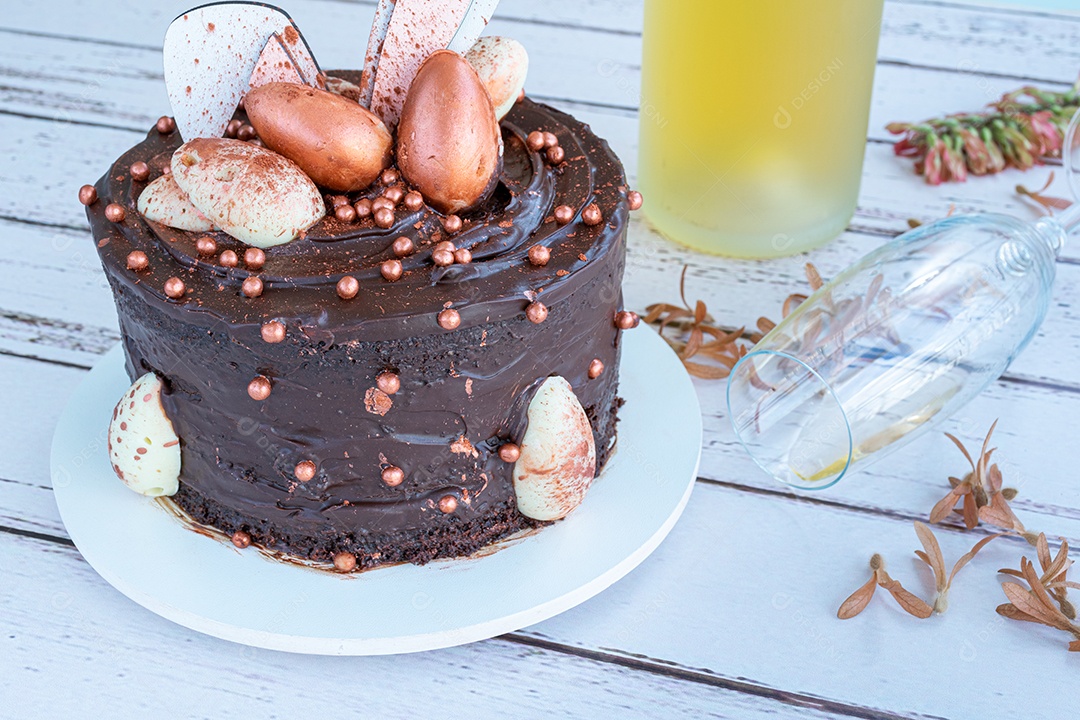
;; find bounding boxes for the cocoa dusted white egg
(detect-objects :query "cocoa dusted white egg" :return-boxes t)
[245,82,392,192]
[465,37,528,121]
[171,138,325,248]
[396,50,503,215]
[108,373,181,497]
[512,376,597,521]
[137,173,215,232]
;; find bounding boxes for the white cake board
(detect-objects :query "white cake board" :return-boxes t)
[52,327,702,655]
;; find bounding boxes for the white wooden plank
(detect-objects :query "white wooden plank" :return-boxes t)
[3,459,1075,719]
[1,537,820,720]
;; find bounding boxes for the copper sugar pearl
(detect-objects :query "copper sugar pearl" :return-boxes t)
[333,552,357,572]
[372,196,394,213]
[219,250,239,268]
[329,195,350,209]
[442,215,463,234]
[195,237,217,256]
[374,207,395,228]
[244,247,266,270]
[377,371,401,394]
[453,248,472,265]
[354,198,373,218]
[261,320,286,343]
[383,185,404,205]
[335,204,357,223]
[225,119,243,138]
[391,236,414,257]
[382,465,404,487]
[438,495,458,514]
[438,308,461,330]
[542,131,559,148]
[248,375,272,400]
[404,191,424,212]
[126,251,149,272]
[528,245,550,266]
[615,310,640,330]
[582,203,603,226]
[588,358,605,379]
[231,530,251,549]
[432,248,454,267]
[155,116,176,134]
[130,161,150,182]
[241,276,264,298]
[498,443,521,463]
[545,146,565,165]
[627,190,644,211]
[163,277,186,299]
[105,203,126,223]
[337,275,360,300]
[381,259,403,281]
[380,168,399,185]
[294,460,316,482]
[526,130,545,152]
[236,124,257,141]
[525,301,548,324]
[553,205,574,225]
[78,184,98,206]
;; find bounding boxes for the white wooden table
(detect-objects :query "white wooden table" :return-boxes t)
[2,1,1078,717]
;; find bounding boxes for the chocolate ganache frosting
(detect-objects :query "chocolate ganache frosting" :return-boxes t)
[87,72,634,569]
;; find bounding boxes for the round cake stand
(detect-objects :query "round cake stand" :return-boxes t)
[52,327,702,655]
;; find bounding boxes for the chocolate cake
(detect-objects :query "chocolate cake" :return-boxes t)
[82,4,643,571]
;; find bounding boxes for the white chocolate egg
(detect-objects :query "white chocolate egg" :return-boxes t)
[171,138,325,248]
[465,36,528,120]
[137,173,215,232]
[512,376,597,521]
[107,373,181,497]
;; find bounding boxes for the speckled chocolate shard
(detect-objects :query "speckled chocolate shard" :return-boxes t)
[87,71,631,568]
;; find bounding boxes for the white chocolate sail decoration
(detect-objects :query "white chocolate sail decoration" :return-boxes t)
[171,138,325,248]
[358,0,396,108]
[446,0,502,53]
[108,373,182,497]
[137,174,216,232]
[163,3,322,140]
[249,33,311,89]
[369,0,472,128]
[512,377,597,521]
[465,36,528,120]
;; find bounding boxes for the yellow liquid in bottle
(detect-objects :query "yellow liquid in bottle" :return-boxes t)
[638,0,883,258]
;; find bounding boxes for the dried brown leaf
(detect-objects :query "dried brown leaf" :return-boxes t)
[682,361,732,380]
[943,432,976,471]
[878,574,934,619]
[806,263,824,291]
[1001,582,1067,629]
[978,493,1023,532]
[837,575,878,619]
[948,533,1006,586]
[929,491,960,524]
[996,602,1044,625]
[913,521,947,591]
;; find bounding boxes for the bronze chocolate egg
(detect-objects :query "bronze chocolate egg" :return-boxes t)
[396,51,502,215]
[245,83,393,193]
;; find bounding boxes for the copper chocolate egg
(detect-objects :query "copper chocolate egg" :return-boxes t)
[396,51,503,215]
[245,82,393,192]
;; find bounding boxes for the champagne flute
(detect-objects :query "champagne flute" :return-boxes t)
[725,114,1080,490]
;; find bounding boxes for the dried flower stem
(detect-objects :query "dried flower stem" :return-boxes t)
[888,82,1080,184]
